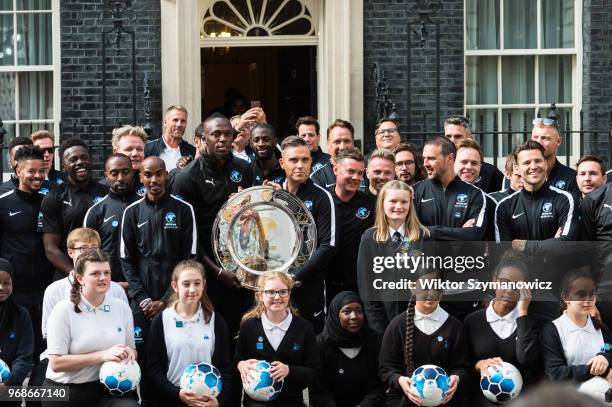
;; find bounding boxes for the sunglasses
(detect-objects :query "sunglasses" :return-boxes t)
[41,147,55,154]
[532,117,558,127]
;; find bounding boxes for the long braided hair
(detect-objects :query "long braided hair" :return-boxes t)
[70,249,110,313]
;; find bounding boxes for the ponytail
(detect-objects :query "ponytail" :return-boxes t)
[404,297,416,376]
[70,277,82,314]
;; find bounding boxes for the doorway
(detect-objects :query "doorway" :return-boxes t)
[201,46,317,140]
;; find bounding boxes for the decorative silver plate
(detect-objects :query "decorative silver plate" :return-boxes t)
[212,186,316,290]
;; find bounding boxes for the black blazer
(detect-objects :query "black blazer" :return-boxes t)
[145,137,196,159]
[145,311,233,406]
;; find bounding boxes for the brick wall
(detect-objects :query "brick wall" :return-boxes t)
[60,0,163,176]
[363,0,464,153]
[582,0,612,160]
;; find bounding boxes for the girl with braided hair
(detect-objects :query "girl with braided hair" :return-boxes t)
[378,270,470,406]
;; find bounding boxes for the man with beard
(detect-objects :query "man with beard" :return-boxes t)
[111,125,147,196]
[250,124,285,185]
[0,136,54,195]
[84,154,140,285]
[365,148,395,196]
[39,137,108,277]
[169,115,252,338]
[328,147,375,297]
[31,130,65,186]
[444,115,504,193]
[414,136,488,241]
[0,145,54,363]
[531,115,579,196]
[393,143,425,186]
[280,136,337,332]
[145,105,195,171]
[296,115,330,174]
[120,156,196,406]
[575,155,607,198]
[311,119,356,188]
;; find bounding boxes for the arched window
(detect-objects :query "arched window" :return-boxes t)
[201,0,316,41]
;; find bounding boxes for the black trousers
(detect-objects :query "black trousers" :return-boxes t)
[292,277,325,334]
[13,291,44,361]
[41,379,138,407]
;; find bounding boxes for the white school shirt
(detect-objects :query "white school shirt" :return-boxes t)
[159,141,181,172]
[414,306,449,335]
[41,274,128,339]
[261,312,293,351]
[553,312,605,367]
[486,301,519,340]
[163,304,216,386]
[388,224,406,240]
[46,296,135,384]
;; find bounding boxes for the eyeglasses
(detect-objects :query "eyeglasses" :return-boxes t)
[262,289,290,298]
[41,147,55,154]
[376,128,399,136]
[532,118,558,127]
[395,160,415,167]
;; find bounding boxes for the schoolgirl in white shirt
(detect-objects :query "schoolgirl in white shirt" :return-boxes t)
[42,249,137,407]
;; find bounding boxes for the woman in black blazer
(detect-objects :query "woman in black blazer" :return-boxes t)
[357,180,430,334]
[146,260,232,407]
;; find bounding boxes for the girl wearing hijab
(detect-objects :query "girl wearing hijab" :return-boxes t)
[310,291,384,407]
[0,258,34,406]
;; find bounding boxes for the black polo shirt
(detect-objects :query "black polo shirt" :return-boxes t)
[328,187,376,289]
[0,187,53,293]
[38,180,109,245]
[251,160,285,186]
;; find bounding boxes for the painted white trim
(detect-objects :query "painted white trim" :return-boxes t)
[465,48,577,56]
[199,36,318,47]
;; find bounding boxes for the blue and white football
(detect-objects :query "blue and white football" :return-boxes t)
[243,360,284,401]
[99,360,141,395]
[480,362,523,403]
[180,363,222,397]
[411,364,450,406]
[0,358,10,383]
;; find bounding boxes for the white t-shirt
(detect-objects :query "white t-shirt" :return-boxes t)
[46,296,135,384]
[159,141,182,172]
[41,274,128,339]
[163,304,216,386]
[553,312,605,367]
[414,306,449,335]
[261,312,292,351]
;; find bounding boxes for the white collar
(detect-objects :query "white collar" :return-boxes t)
[389,224,406,239]
[486,301,519,324]
[560,312,598,334]
[414,305,448,322]
[261,311,292,332]
[170,303,203,324]
[78,295,110,313]
[163,138,180,151]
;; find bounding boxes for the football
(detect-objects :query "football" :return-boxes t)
[480,362,523,403]
[411,364,450,407]
[242,360,284,402]
[578,376,612,405]
[0,358,10,383]
[99,360,141,396]
[180,363,222,397]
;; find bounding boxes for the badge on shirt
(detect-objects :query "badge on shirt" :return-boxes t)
[103,305,110,312]
[9,331,15,340]
[203,335,210,340]
[256,342,264,350]
[292,343,301,352]
[601,343,611,353]
[176,321,184,328]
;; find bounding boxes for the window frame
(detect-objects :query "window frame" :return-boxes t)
[0,0,60,178]
[463,0,583,167]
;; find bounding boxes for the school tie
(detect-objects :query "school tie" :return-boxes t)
[392,231,402,242]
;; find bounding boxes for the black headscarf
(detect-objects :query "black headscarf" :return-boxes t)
[320,291,372,348]
[0,258,17,334]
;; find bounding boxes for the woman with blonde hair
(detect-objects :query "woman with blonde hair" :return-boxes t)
[235,271,320,406]
[357,180,430,334]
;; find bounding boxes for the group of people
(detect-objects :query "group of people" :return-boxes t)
[0,104,610,407]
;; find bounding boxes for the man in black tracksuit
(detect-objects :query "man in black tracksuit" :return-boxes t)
[0,136,55,196]
[311,119,356,188]
[0,146,53,362]
[494,140,580,319]
[414,137,488,241]
[296,115,331,174]
[327,147,375,297]
[39,137,108,278]
[280,136,337,333]
[169,115,253,339]
[580,182,612,326]
[84,154,140,284]
[250,124,285,185]
[120,156,197,340]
